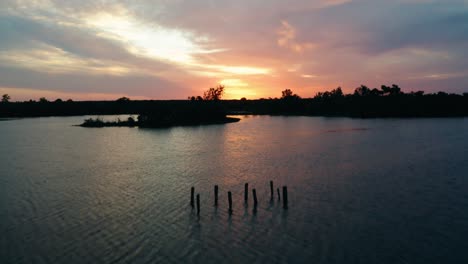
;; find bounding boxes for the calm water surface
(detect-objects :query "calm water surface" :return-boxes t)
[1,116,468,263]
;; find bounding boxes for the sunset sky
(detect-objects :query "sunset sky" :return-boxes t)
[1,0,467,101]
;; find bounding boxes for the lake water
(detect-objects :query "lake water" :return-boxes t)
[1,116,468,263]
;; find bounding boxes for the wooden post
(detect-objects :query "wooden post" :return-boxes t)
[270,181,274,201]
[196,194,200,215]
[190,187,195,207]
[253,188,258,207]
[214,185,218,206]
[244,183,248,203]
[277,188,281,201]
[282,186,288,209]
[228,191,233,214]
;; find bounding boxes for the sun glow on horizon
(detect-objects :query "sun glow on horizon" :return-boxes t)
[219,78,257,99]
[2,1,465,101]
[84,11,272,96]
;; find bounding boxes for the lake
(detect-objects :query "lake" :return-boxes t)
[1,115,468,263]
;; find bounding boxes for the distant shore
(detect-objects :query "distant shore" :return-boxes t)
[2,98,467,119]
[1,87,467,118]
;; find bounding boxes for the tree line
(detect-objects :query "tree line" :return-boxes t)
[239,84,468,117]
[1,84,467,118]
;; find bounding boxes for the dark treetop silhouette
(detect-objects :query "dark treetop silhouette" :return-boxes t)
[1,94,10,103]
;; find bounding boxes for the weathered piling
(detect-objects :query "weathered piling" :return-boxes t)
[277,188,281,201]
[244,183,248,203]
[282,186,288,209]
[214,185,219,206]
[196,194,200,215]
[190,187,195,207]
[253,188,258,207]
[228,191,233,214]
[270,181,274,201]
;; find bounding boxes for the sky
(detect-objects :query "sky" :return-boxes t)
[1,0,468,101]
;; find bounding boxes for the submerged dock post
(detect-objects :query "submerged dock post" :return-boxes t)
[196,194,200,215]
[277,188,281,201]
[190,187,195,207]
[253,188,258,207]
[282,186,288,209]
[214,185,219,206]
[244,183,248,203]
[270,181,274,201]
[228,191,233,214]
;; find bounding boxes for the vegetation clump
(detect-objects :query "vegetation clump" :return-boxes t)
[189,85,225,101]
[2,94,10,103]
[80,116,137,127]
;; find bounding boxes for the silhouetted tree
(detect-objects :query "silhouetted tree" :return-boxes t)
[203,85,225,101]
[314,92,324,99]
[281,89,301,100]
[127,116,136,126]
[315,87,346,100]
[282,89,293,98]
[410,91,425,96]
[54,98,63,103]
[1,94,10,103]
[381,85,391,95]
[39,97,48,103]
[189,85,225,101]
[188,96,204,101]
[330,87,344,98]
[117,97,130,102]
[370,88,382,96]
[390,84,402,95]
[354,85,371,96]
[381,84,402,96]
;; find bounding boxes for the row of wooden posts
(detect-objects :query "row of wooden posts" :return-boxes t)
[190,181,288,215]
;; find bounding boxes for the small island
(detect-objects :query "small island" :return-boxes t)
[79,113,240,128]
[79,85,240,128]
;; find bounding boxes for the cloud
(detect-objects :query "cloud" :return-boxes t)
[321,0,352,7]
[277,20,315,53]
[1,0,468,99]
[0,45,134,76]
[0,65,190,99]
[0,14,175,73]
[84,11,227,64]
[301,74,317,78]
